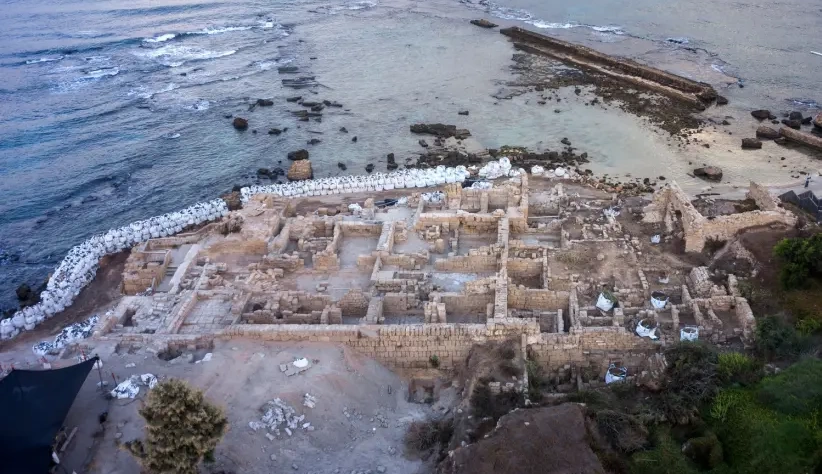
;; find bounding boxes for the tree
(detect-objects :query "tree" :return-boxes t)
[126,379,228,474]
[773,235,822,290]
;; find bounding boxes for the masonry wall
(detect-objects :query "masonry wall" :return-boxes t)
[528,327,658,373]
[508,286,569,311]
[434,254,498,272]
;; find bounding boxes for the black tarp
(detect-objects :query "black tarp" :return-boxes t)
[0,357,97,474]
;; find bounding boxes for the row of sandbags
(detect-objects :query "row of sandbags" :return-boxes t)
[2,199,228,341]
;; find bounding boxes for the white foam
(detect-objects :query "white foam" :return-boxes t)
[144,33,177,43]
[527,20,575,29]
[134,45,237,66]
[192,25,253,35]
[26,56,64,64]
[85,67,120,79]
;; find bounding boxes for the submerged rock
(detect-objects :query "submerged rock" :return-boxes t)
[470,19,498,28]
[232,117,249,130]
[286,96,302,102]
[256,99,274,107]
[365,164,375,173]
[715,95,728,106]
[287,149,309,161]
[307,138,321,145]
[750,109,771,120]
[337,162,347,170]
[458,110,469,116]
[694,166,723,181]
[755,126,780,139]
[781,119,801,130]
[741,138,763,149]
[410,123,471,139]
[789,111,804,121]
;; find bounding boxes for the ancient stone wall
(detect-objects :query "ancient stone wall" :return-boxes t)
[338,288,370,317]
[439,293,494,316]
[508,257,543,278]
[122,248,172,295]
[340,221,384,237]
[434,254,498,272]
[747,182,780,211]
[508,286,570,311]
[644,181,796,252]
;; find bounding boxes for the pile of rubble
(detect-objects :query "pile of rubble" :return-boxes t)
[249,395,317,438]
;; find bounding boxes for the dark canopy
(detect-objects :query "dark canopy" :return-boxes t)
[0,357,97,474]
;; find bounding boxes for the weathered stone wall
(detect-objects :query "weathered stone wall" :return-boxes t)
[340,221,384,237]
[644,181,796,252]
[122,248,172,295]
[508,286,570,311]
[338,288,370,317]
[747,182,780,212]
[528,327,658,373]
[508,257,543,278]
[434,254,498,272]
[439,293,494,316]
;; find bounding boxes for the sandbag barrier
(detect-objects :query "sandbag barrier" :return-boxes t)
[1,199,229,342]
[6,158,532,347]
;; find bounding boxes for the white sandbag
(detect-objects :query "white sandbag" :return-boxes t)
[650,291,669,310]
[596,293,615,312]
[680,326,699,342]
[635,319,659,340]
[605,364,627,384]
[140,373,158,389]
[111,377,140,399]
[650,234,661,244]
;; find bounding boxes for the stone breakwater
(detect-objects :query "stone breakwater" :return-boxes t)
[0,199,229,340]
[3,158,546,342]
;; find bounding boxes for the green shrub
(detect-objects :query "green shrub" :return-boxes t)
[629,429,700,474]
[755,316,810,360]
[125,379,227,474]
[525,359,545,403]
[712,388,819,473]
[658,343,720,423]
[429,354,440,368]
[682,432,724,470]
[796,317,822,336]
[773,235,822,290]
[717,352,761,386]
[596,410,649,453]
[758,358,822,417]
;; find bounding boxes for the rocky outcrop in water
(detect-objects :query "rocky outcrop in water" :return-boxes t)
[410,123,471,139]
[287,149,309,161]
[750,110,773,120]
[256,99,274,107]
[694,166,723,181]
[470,19,498,28]
[233,117,249,130]
[756,126,780,139]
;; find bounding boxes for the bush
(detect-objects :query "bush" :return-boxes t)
[596,410,649,453]
[629,429,700,474]
[758,358,822,416]
[125,379,227,474]
[773,235,822,290]
[658,343,720,423]
[796,317,822,336]
[525,359,545,402]
[711,388,819,473]
[429,354,440,368]
[717,352,761,386]
[755,316,810,360]
[681,432,724,470]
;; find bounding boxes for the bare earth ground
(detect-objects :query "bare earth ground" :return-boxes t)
[55,340,435,474]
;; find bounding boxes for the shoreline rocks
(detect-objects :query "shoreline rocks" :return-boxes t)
[232,117,249,130]
[470,19,498,28]
[410,123,471,139]
[750,109,773,120]
[741,138,763,149]
[694,166,723,181]
[755,126,780,140]
[287,149,309,161]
